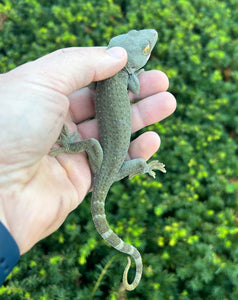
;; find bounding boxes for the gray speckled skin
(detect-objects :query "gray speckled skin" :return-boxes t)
[50,29,166,291]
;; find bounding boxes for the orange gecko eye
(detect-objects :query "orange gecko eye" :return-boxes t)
[143,44,151,53]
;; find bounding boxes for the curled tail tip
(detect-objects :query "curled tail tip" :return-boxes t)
[122,256,142,291]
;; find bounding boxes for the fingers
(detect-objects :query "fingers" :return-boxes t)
[70,70,170,124]
[128,131,161,161]
[131,91,176,132]
[69,87,96,123]
[77,91,176,140]
[129,70,169,101]
[14,47,128,95]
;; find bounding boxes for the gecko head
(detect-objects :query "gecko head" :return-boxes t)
[107,29,158,74]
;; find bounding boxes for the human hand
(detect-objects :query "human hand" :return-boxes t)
[0,47,176,255]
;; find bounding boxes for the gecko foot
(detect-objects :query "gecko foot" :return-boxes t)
[49,125,79,156]
[147,160,166,178]
[129,160,166,180]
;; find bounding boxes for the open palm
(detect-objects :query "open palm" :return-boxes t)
[0,47,176,254]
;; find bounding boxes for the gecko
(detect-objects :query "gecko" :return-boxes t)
[50,29,166,291]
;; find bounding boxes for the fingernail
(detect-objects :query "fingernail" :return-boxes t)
[106,47,126,59]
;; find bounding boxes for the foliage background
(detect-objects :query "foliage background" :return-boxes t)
[0,0,238,299]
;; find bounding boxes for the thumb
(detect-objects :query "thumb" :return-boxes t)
[16,47,128,95]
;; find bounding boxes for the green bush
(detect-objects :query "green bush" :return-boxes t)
[0,0,238,299]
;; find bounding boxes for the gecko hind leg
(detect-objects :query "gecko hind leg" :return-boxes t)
[50,125,103,174]
[115,158,166,182]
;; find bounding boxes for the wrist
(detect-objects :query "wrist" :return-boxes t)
[0,221,20,285]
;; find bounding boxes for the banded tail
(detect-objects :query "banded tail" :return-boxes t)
[91,190,143,291]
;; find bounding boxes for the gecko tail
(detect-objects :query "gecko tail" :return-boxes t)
[91,189,143,291]
[123,255,142,291]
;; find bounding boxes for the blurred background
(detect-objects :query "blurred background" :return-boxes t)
[0,0,238,299]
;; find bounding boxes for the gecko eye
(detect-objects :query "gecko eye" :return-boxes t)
[143,44,151,54]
